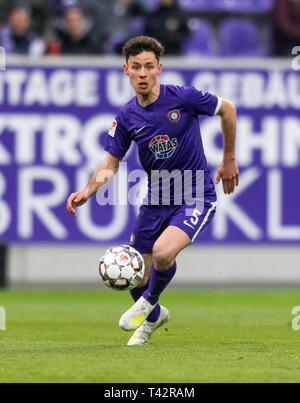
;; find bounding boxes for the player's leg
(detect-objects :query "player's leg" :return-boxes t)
[153,226,191,270]
[122,205,170,329]
[129,253,161,322]
[142,226,191,305]
[127,254,170,346]
[127,305,170,346]
[137,254,153,287]
[146,200,217,305]
[128,252,168,319]
[120,226,190,331]
[128,206,157,300]
[121,200,217,333]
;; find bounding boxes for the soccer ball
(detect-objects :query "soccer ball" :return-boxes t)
[99,245,145,291]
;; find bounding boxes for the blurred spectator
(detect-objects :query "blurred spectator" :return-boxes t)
[96,0,149,54]
[50,0,148,55]
[0,0,51,38]
[144,0,190,55]
[0,2,45,56]
[51,0,100,21]
[0,0,7,24]
[272,0,300,56]
[49,3,107,55]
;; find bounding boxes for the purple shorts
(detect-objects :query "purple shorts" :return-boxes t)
[130,200,217,255]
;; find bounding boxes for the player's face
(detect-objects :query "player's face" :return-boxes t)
[124,51,162,97]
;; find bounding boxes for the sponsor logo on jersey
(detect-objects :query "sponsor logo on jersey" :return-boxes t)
[109,120,117,137]
[168,110,181,122]
[149,135,178,160]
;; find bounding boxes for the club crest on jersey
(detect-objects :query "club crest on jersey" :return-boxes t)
[168,110,181,123]
[109,120,117,137]
[149,135,178,160]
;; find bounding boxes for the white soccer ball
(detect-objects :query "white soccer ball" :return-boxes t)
[99,245,145,291]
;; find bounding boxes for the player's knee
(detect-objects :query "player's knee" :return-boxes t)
[152,247,174,270]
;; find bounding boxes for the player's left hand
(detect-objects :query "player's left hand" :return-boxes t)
[215,159,239,195]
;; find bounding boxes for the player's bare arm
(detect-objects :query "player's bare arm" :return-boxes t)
[216,99,239,195]
[66,153,122,217]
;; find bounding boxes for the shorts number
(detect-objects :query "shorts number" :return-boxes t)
[184,209,202,230]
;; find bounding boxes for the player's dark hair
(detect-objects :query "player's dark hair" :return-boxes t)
[123,36,164,64]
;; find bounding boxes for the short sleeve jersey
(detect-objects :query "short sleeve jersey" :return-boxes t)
[105,85,221,205]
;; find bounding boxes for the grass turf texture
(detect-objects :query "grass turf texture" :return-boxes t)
[0,288,300,383]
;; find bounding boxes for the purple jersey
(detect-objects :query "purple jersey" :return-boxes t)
[105,85,221,205]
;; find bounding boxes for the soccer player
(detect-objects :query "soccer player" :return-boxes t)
[67,36,239,346]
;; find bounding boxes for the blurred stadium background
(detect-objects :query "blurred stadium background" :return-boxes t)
[0,0,299,289]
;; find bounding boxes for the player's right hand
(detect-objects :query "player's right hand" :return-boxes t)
[215,159,239,195]
[66,190,89,217]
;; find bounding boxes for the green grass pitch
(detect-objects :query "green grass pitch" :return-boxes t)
[0,288,300,383]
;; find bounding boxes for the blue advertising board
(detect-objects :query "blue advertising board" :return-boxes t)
[0,59,299,244]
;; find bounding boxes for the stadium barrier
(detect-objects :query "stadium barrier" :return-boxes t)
[0,56,299,286]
